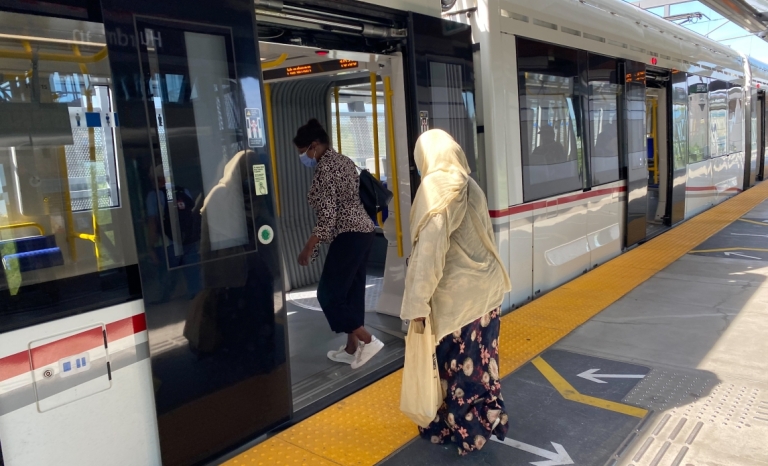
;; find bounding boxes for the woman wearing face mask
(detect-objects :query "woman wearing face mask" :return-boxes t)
[293,118,384,369]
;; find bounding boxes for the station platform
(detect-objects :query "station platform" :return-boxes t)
[222,182,768,466]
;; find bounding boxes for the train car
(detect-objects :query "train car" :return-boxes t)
[1,0,768,465]
[443,0,768,307]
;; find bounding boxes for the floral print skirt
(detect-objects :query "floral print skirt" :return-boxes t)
[418,308,508,456]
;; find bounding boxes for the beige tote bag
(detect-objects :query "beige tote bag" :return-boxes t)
[400,316,443,428]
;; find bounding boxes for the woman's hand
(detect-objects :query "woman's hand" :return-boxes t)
[298,247,312,266]
[298,235,320,266]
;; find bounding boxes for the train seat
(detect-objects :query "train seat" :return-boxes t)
[0,235,64,272]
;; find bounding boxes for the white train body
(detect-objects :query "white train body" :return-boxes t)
[437,0,768,307]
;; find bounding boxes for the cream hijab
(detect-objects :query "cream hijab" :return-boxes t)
[410,129,471,244]
[200,150,251,250]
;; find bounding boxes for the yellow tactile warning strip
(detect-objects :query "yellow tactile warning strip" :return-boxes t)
[224,183,768,466]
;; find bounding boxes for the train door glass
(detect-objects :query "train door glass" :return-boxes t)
[623,61,648,246]
[669,71,688,224]
[407,12,477,191]
[98,0,290,464]
[757,91,766,181]
[645,87,669,237]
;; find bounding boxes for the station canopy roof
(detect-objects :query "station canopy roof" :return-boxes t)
[626,0,768,63]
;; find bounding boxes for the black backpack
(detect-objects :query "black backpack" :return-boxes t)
[161,187,201,246]
[358,168,393,219]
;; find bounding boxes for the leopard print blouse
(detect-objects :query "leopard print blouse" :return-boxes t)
[308,148,375,243]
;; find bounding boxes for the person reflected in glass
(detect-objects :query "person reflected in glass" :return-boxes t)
[531,124,567,164]
[294,118,384,369]
[593,120,617,157]
[146,165,202,301]
[402,129,512,456]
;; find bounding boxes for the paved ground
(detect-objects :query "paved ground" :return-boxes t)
[381,202,768,465]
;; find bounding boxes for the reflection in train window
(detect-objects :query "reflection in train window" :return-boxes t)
[688,75,709,163]
[588,54,620,186]
[671,72,688,172]
[709,79,728,158]
[728,82,743,154]
[0,14,139,333]
[517,38,585,202]
[138,22,261,270]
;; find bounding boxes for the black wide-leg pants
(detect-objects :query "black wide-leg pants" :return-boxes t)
[316,231,375,334]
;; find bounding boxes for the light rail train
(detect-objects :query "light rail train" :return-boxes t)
[0,0,766,465]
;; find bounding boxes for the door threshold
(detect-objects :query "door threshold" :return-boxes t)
[290,343,405,414]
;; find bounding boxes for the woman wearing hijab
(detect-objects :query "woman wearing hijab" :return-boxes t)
[401,129,512,455]
[294,118,384,369]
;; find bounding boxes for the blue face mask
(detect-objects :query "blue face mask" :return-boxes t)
[300,152,317,168]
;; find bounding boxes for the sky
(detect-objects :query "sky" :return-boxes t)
[623,0,768,64]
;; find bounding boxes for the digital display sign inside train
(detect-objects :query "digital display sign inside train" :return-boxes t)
[263,59,360,80]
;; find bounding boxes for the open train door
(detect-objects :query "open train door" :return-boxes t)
[623,61,649,247]
[98,0,290,464]
[406,12,477,192]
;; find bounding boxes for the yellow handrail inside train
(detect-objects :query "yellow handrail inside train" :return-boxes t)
[71,45,101,269]
[652,98,659,185]
[0,46,107,64]
[370,73,383,227]
[334,87,342,153]
[261,53,288,70]
[58,147,78,261]
[0,222,45,236]
[264,83,281,216]
[384,76,403,258]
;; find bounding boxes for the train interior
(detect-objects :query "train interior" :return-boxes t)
[0,12,137,318]
[256,40,410,412]
[645,71,671,238]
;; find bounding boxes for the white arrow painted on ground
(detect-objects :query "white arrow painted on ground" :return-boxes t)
[491,437,574,466]
[577,369,646,384]
[730,233,768,238]
[724,252,762,260]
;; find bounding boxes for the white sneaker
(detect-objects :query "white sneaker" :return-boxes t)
[327,345,357,364]
[351,336,384,369]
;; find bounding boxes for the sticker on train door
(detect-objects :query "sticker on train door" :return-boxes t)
[253,164,268,195]
[419,111,429,134]
[245,108,265,148]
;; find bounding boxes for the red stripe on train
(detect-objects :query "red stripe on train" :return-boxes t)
[0,314,147,383]
[490,184,742,218]
[490,186,626,219]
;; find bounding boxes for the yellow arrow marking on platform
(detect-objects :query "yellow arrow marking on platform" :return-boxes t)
[531,356,648,418]
[737,218,768,226]
[690,247,768,253]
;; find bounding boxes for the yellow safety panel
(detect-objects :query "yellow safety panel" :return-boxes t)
[222,438,340,465]
[230,182,768,465]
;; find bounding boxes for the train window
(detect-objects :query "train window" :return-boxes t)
[687,75,709,163]
[328,88,387,177]
[671,72,688,171]
[728,82,744,154]
[0,14,140,334]
[709,79,728,157]
[588,54,620,186]
[138,21,258,269]
[517,38,586,202]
